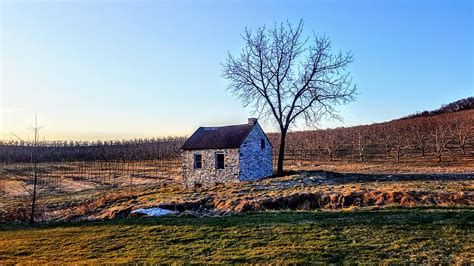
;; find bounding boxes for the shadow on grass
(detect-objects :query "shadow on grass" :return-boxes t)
[300,170,474,184]
[1,208,473,232]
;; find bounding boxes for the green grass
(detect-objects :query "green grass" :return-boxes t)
[0,209,472,264]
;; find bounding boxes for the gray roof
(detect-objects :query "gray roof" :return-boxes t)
[181,123,255,150]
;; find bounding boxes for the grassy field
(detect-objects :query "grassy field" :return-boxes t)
[1,165,472,263]
[0,208,472,264]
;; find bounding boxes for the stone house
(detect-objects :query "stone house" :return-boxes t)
[181,118,273,188]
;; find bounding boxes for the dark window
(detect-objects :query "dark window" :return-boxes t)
[215,153,224,169]
[260,139,265,149]
[194,154,202,169]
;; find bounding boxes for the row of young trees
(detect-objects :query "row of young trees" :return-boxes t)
[1,111,472,165]
[2,159,181,189]
[270,110,473,163]
[1,136,186,223]
[0,158,183,222]
[0,137,186,163]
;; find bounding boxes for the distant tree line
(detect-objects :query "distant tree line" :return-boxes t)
[0,137,186,163]
[1,110,473,165]
[401,96,474,120]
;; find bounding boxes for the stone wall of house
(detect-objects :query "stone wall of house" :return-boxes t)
[239,123,273,181]
[182,148,240,188]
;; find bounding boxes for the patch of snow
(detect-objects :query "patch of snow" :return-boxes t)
[132,207,176,217]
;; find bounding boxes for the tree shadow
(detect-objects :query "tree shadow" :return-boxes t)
[1,208,472,232]
[300,170,474,185]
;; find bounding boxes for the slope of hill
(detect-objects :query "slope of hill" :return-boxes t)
[270,109,474,167]
[401,96,474,119]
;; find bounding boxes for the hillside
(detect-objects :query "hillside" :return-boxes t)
[401,96,474,119]
[270,109,474,168]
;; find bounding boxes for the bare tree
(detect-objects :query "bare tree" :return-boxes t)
[354,128,368,162]
[14,116,44,223]
[28,116,43,223]
[432,121,450,162]
[223,20,356,175]
[390,122,410,163]
[322,130,342,162]
[377,124,394,158]
[391,130,410,163]
[409,119,429,157]
[449,119,471,155]
[9,116,43,223]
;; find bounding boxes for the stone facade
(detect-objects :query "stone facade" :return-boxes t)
[181,120,273,188]
[239,124,273,181]
[182,148,240,188]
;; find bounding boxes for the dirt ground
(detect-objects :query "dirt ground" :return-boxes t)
[0,161,181,197]
[1,165,472,222]
[286,157,474,174]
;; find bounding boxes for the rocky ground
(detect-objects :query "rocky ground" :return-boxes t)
[142,171,474,216]
[2,170,471,222]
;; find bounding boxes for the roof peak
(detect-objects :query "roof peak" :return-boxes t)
[198,118,258,129]
[200,123,254,129]
[181,122,257,150]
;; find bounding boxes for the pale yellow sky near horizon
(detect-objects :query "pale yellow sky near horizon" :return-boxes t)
[0,109,344,142]
[0,103,356,142]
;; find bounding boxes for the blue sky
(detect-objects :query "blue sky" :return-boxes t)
[1,0,473,140]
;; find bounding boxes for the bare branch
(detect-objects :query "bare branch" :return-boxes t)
[222,20,357,174]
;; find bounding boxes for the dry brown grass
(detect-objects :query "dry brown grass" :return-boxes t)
[1,156,472,223]
[284,156,474,174]
[3,169,471,223]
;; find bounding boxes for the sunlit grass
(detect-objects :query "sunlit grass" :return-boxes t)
[0,208,472,264]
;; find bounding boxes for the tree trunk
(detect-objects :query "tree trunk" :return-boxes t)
[29,122,38,224]
[277,130,287,176]
[29,160,38,224]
